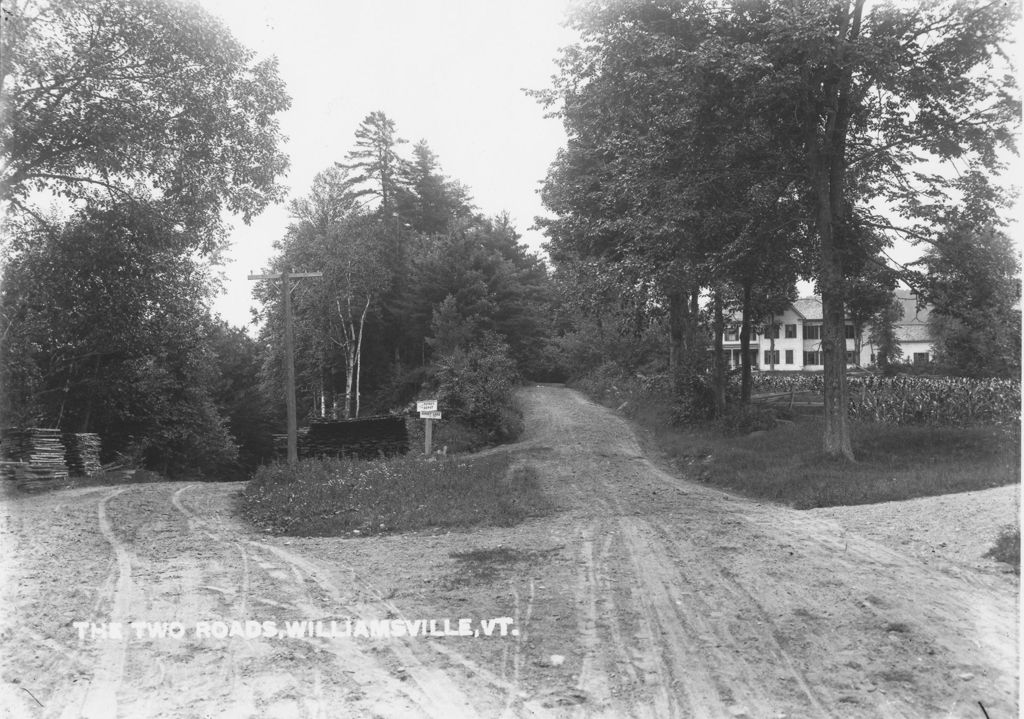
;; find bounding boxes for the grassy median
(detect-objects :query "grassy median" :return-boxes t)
[241,452,551,537]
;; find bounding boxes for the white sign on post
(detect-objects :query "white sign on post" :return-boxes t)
[418,400,440,455]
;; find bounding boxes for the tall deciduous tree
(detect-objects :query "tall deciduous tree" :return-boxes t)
[539,0,1017,457]
[259,196,391,420]
[1,0,290,247]
[921,223,1021,378]
[322,216,391,418]
[0,204,237,473]
[535,0,808,405]
[721,0,1018,458]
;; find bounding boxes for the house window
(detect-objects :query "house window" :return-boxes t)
[846,350,857,364]
[764,325,780,339]
[804,351,823,366]
[913,352,929,365]
[845,324,857,339]
[785,350,794,364]
[804,324,822,340]
[785,324,797,338]
[724,327,738,342]
[764,350,780,365]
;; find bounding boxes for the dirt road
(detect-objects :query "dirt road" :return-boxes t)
[1,385,1017,718]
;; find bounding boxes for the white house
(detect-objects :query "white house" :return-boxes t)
[721,290,933,371]
[860,290,934,367]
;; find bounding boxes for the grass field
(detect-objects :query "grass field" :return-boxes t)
[240,452,551,537]
[646,417,1020,509]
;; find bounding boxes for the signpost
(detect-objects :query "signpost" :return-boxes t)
[416,400,441,454]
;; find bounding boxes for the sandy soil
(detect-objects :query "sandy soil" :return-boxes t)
[811,485,1019,575]
[0,385,1017,718]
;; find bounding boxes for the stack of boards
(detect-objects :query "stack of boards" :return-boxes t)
[274,417,409,461]
[1,428,102,490]
[1,428,69,490]
[64,433,102,475]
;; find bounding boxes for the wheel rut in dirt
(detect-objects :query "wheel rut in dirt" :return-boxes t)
[0,385,1017,718]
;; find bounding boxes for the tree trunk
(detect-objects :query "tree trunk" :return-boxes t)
[812,128,854,461]
[768,313,776,372]
[687,290,700,360]
[354,297,371,418]
[820,279,853,460]
[343,349,354,420]
[667,290,684,392]
[712,289,727,417]
[801,0,863,461]
[740,282,753,403]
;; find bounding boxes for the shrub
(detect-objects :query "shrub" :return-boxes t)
[431,333,523,443]
[985,526,1020,574]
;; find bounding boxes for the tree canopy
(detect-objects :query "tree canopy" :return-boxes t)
[255,114,558,421]
[537,0,1019,458]
[1,0,291,247]
[0,0,292,476]
[0,204,238,472]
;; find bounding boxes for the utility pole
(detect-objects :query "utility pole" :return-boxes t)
[249,269,323,464]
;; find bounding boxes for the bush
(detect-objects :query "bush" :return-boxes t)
[985,526,1020,574]
[431,333,523,443]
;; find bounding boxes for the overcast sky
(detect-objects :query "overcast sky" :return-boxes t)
[199,0,1019,329]
[197,0,579,328]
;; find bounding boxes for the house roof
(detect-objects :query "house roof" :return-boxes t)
[725,293,932,337]
[791,297,823,321]
[894,289,930,324]
[897,323,932,343]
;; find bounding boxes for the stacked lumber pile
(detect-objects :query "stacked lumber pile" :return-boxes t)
[272,427,309,458]
[64,433,102,476]
[288,417,409,461]
[1,428,70,489]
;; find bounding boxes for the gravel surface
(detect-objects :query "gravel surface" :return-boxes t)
[810,484,1020,575]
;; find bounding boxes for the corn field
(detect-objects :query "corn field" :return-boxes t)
[748,373,1020,427]
[747,373,824,394]
[847,376,1020,427]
